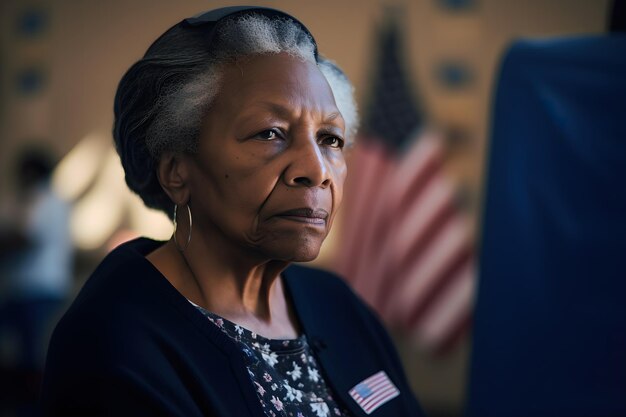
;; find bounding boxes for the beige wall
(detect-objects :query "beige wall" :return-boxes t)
[0,0,610,414]
[1,0,608,195]
[0,0,609,219]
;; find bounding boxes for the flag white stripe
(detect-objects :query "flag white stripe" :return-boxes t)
[361,150,450,307]
[393,175,454,265]
[353,380,388,402]
[363,390,399,413]
[357,133,443,293]
[416,261,475,349]
[388,133,444,203]
[348,371,400,414]
[333,4,477,356]
[355,370,385,387]
[361,371,386,385]
[366,376,390,390]
[356,379,392,404]
[364,388,400,414]
[388,215,469,322]
[351,378,389,405]
[337,143,391,282]
[350,387,400,414]
[337,129,476,353]
[352,169,397,299]
[362,384,398,409]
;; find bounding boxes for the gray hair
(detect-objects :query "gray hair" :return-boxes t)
[113,13,359,215]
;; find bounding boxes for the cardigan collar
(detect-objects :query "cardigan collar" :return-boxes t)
[112,237,374,417]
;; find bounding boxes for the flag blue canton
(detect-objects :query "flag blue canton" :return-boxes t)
[362,16,422,150]
[354,384,373,398]
[349,371,400,415]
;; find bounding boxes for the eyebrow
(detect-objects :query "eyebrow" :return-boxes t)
[323,112,343,124]
[249,102,344,124]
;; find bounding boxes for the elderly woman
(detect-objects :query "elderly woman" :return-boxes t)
[41,7,423,417]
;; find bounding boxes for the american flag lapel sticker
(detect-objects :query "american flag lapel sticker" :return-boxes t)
[348,371,400,415]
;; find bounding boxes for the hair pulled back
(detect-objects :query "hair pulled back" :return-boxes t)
[113,13,358,216]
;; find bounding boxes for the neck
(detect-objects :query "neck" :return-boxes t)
[182,236,288,319]
[147,233,298,338]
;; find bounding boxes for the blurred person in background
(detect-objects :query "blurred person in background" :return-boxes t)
[41,6,423,417]
[0,146,72,414]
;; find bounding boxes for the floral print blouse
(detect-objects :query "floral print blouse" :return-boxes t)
[191,303,351,417]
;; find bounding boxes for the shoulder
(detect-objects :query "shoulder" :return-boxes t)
[69,237,165,309]
[47,238,170,362]
[41,238,196,414]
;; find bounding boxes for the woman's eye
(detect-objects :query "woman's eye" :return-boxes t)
[321,136,344,149]
[255,129,280,141]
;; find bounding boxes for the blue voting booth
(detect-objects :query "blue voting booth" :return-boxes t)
[467,35,626,417]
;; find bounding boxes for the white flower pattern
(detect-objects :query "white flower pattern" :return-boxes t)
[284,383,304,402]
[287,361,302,381]
[310,402,330,417]
[262,351,279,367]
[193,303,350,417]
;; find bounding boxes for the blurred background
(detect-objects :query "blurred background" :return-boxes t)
[1,0,623,416]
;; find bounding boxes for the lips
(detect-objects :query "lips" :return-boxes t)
[274,208,329,225]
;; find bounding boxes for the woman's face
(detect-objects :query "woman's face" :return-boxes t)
[186,53,347,262]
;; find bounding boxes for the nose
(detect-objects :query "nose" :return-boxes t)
[284,137,331,188]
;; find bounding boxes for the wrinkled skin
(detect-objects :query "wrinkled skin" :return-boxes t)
[149,53,348,336]
[186,52,347,263]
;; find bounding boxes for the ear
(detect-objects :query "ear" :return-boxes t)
[156,152,191,206]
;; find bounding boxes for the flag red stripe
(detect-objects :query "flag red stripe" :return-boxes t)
[337,141,393,282]
[393,177,456,266]
[336,131,476,354]
[374,174,456,308]
[385,215,470,322]
[363,387,400,412]
[394,137,446,213]
[412,260,475,350]
[405,245,473,328]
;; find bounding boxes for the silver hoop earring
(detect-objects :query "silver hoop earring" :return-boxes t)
[173,204,192,252]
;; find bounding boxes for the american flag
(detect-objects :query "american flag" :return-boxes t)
[335,13,475,353]
[348,371,400,415]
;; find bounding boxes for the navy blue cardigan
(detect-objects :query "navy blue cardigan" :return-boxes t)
[41,238,424,417]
